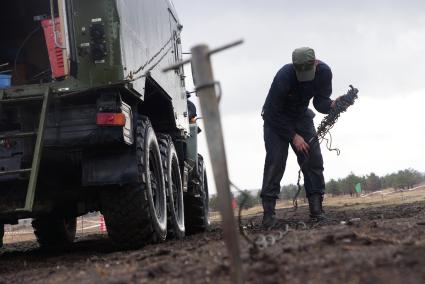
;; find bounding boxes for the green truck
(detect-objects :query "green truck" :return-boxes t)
[0,0,209,248]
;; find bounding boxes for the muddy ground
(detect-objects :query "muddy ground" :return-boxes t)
[1,200,425,284]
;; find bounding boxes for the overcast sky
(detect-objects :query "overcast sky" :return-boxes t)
[172,0,425,193]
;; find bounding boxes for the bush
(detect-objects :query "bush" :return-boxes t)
[236,190,259,210]
[280,184,299,200]
[209,194,219,212]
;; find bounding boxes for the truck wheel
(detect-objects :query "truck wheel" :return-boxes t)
[185,154,210,234]
[32,216,76,248]
[102,117,167,248]
[159,135,185,239]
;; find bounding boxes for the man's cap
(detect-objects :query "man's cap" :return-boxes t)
[292,47,316,82]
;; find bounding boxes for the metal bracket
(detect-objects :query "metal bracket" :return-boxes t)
[194,81,222,103]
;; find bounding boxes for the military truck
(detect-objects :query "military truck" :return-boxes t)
[0,0,209,249]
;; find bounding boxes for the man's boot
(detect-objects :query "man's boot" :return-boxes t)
[308,194,326,221]
[261,198,277,229]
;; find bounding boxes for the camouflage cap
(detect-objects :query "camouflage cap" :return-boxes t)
[292,47,316,82]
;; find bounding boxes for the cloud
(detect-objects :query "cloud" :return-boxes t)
[175,0,425,108]
[172,0,425,193]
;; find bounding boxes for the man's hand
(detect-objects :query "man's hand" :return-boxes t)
[292,134,310,155]
[331,96,342,108]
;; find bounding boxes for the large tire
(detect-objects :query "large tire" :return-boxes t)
[158,135,185,239]
[102,117,167,248]
[32,216,76,248]
[184,154,210,234]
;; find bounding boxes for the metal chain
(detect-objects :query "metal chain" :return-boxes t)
[316,85,359,140]
[233,181,307,253]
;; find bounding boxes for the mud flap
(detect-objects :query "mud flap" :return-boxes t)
[82,150,138,186]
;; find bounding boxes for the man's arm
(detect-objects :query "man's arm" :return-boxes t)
[313,68,333,114]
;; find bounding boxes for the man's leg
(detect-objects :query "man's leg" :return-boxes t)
[293,113,326,220]
[260,124,290,228]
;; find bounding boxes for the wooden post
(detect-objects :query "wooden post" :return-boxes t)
[191,44,243,284]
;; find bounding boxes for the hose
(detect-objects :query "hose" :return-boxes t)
[13,26,42,83]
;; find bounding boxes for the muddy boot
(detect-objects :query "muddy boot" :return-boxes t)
[261,198,277,229]
[308,194,326,222]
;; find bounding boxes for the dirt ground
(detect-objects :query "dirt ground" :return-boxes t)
[1,189,425,284]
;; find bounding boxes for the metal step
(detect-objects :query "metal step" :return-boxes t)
[0,169,31,177]
[0,132,37,140]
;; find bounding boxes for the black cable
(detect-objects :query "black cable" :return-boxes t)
[13,26,42,83]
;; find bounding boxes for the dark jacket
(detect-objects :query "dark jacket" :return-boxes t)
[187,100,197,121]
[262,61,333,142]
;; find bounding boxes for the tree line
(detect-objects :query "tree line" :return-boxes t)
[208,168,425,211]
[326,168,424,196]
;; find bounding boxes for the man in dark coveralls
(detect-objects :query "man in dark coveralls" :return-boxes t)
[261,47,339,228]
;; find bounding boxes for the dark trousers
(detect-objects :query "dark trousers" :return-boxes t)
[261,115,325,200]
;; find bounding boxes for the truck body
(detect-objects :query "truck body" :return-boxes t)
[0,0,209,248]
